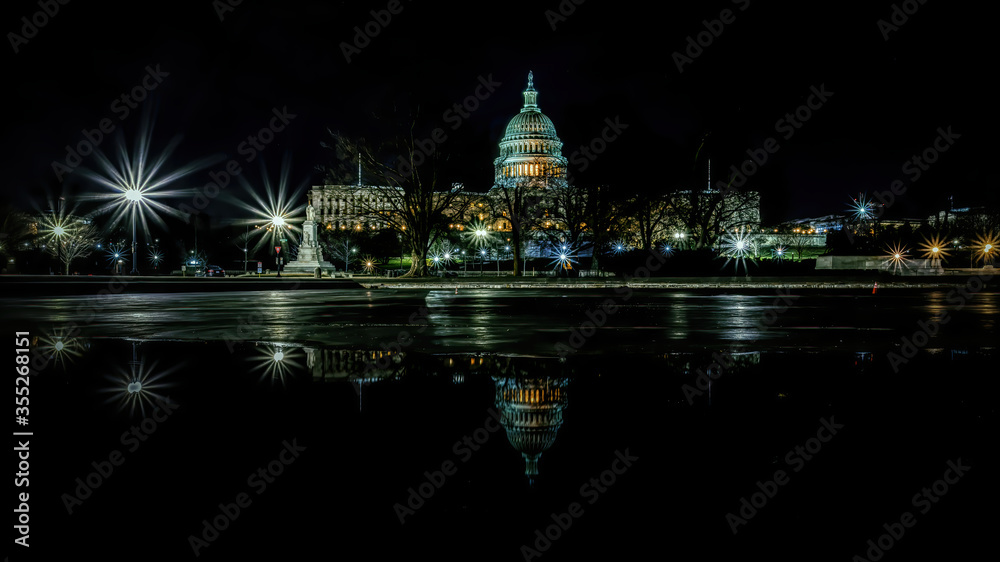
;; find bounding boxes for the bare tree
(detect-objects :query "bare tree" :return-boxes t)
[581,184,625,272]
[45,219,98,275]
[535,180,591,257]
[489,174,547,277]
[0,206,33,262]
[320,125,470,277]
[624,191,671,252]
[666,184,758,250]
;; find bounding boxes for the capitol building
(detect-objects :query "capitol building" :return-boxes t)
[307,72,759,254]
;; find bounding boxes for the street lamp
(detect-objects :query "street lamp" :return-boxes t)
[243,224,251,274]
[123,188,144,275]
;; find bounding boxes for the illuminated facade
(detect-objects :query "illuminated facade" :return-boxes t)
[493,71,568,186]
[308,72,759,253]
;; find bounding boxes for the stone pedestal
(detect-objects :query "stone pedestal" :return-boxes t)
[284,219,334,274]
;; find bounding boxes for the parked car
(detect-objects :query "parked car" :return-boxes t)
[204,265,226,277]
[433,270,458,278]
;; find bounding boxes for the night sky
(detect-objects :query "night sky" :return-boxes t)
[2,0,989,224]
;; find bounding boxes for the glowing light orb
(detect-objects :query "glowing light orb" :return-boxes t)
[39,328,84,370]
[101,350,176,417]
[719,231,757,274]
[970,231,998,265]
[919,235,951,261]
[847,193,876,222]
[549,248,577,271]
[462,220,495,248]
[124,189,143,202]
[53,226,66,236]
[249,345,302,388]
[883,242,910,274]
[361,255,377,274]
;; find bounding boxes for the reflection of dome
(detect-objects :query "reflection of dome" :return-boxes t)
[493,71,569,185]
[493,373,569,486]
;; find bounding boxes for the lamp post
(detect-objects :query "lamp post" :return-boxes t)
[124,188,144,275]
[243,224,250,274]
[54,197,65,274]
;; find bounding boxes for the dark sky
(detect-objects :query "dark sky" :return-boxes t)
[2,0,989,224]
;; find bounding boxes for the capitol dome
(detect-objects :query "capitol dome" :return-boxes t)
[494,71,569,186]
[493,373,569,486]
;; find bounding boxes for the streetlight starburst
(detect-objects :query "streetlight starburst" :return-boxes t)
[80,111,220,274]
[105,243,129,267]
[361,255,377,274]
[462,220,496,248]
[248,345,303,388]
[970,231,999,265]
[719,231,757,274]
[233,157,307,255]
[848,193,876,222]
[38,327,85,370]
[919,234,951,261]
[99,348,177,418]
[883,242,910,274]
[548,248,577,271]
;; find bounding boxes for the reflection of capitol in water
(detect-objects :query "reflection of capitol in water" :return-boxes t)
[491,359,570,486]
[305,348,405,382]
